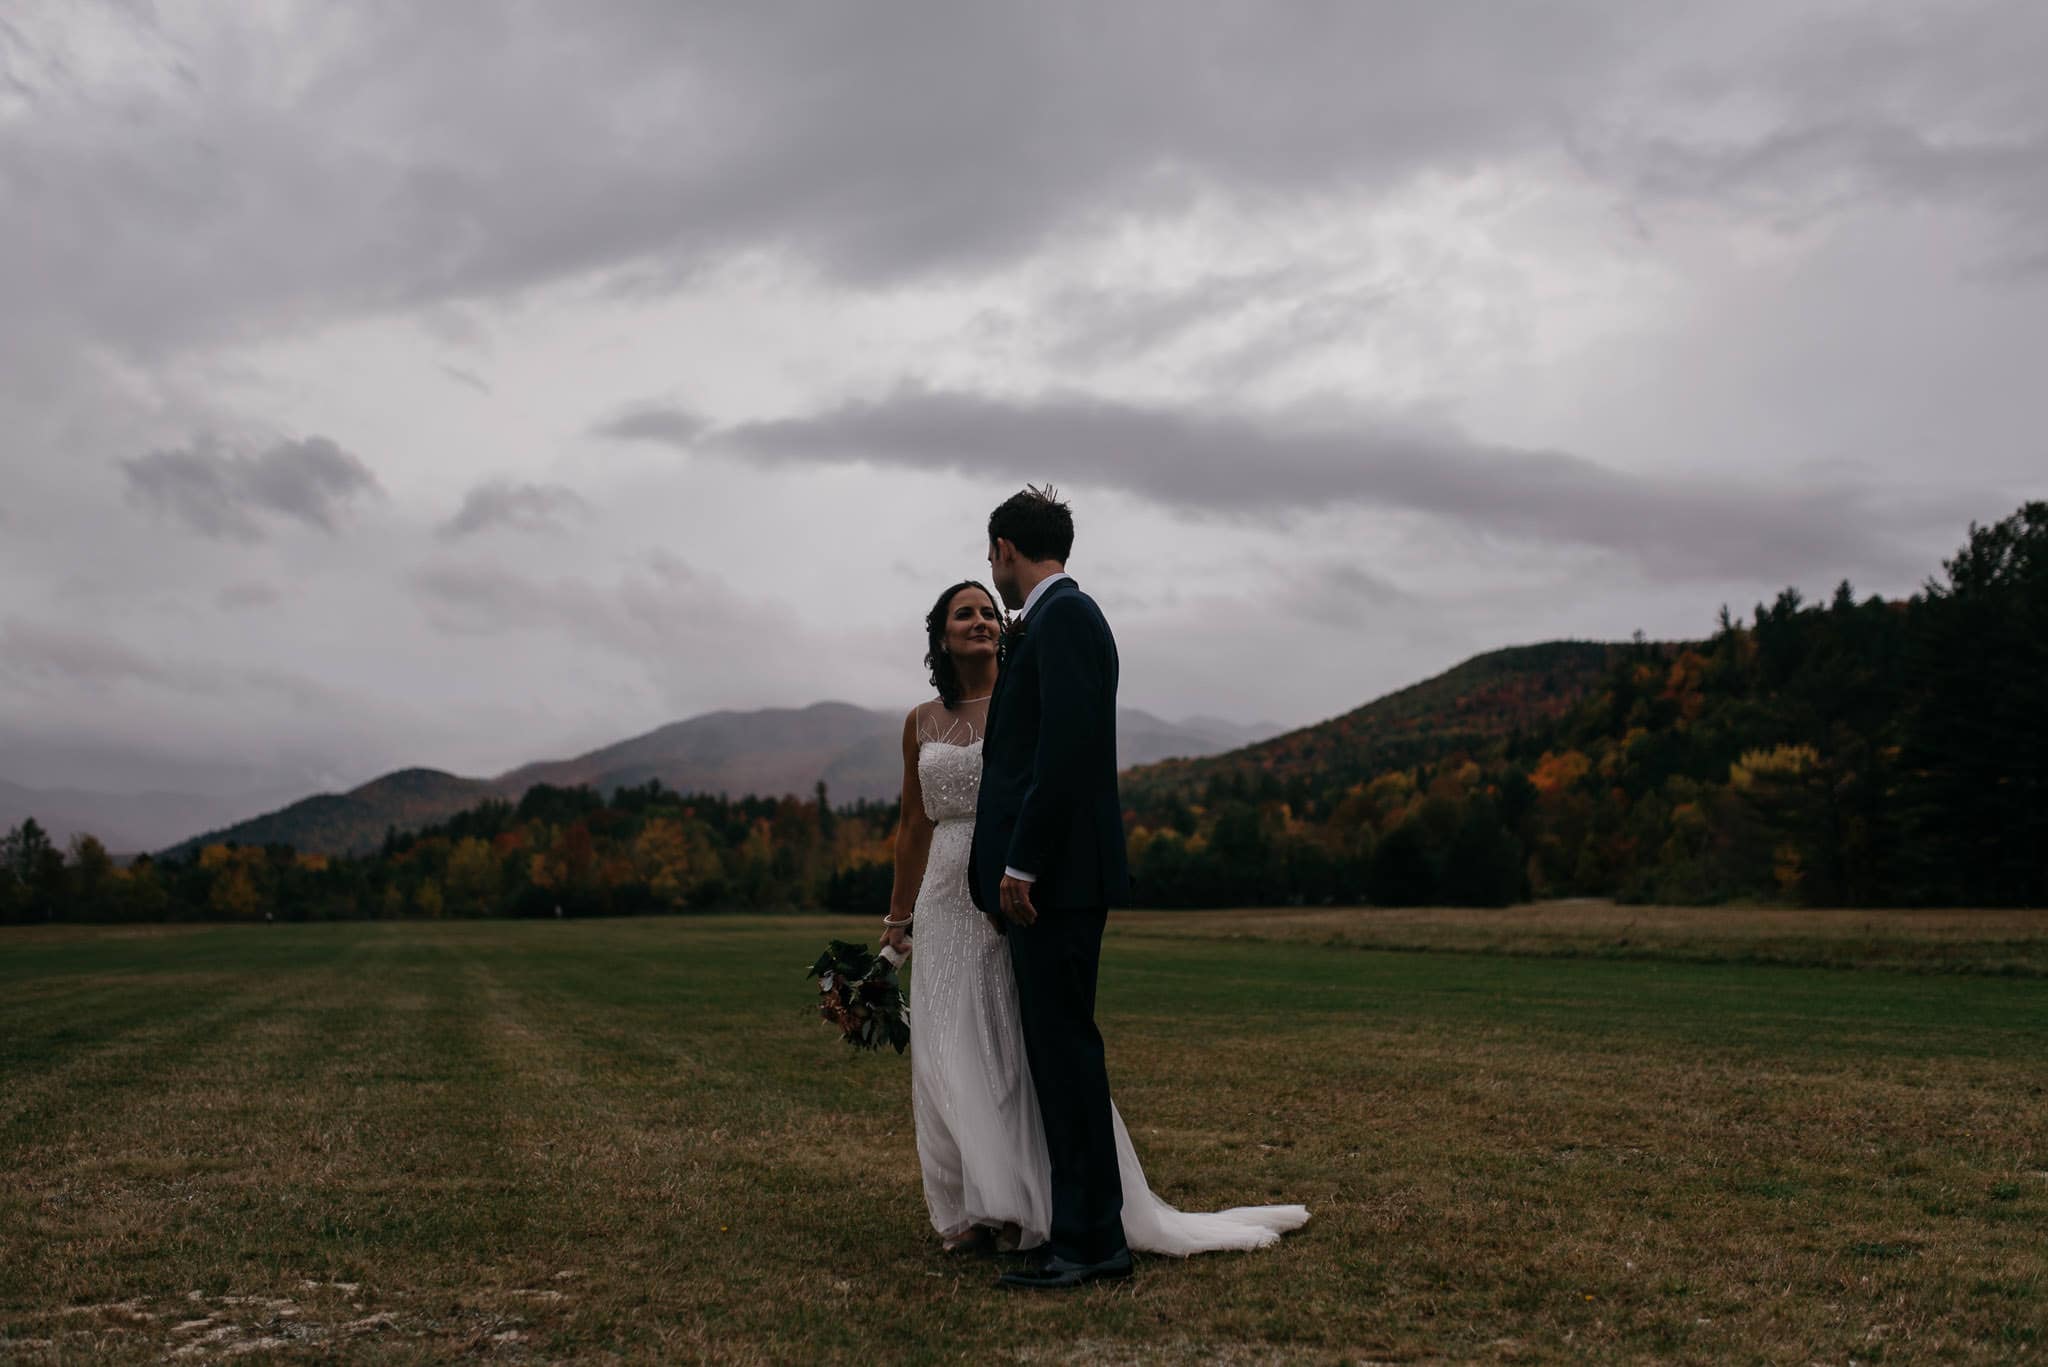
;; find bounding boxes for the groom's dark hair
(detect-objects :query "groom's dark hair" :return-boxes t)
[988,484,1074,563]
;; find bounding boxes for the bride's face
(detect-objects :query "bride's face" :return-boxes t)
[944,588,1001,661]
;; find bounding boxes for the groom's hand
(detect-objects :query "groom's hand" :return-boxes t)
[998,875,1038,928]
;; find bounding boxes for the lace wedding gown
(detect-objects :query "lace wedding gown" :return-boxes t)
[907,698,1309,1256]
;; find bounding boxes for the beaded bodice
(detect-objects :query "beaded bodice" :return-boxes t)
[914,695,988,826]
[919,738,983,825]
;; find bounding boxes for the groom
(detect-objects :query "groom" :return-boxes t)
[970,485,1134,1290]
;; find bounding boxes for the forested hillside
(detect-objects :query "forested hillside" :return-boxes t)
[4,503,2041,922]
[1119,502,2046,910]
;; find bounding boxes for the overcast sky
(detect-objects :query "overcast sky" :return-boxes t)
[2,1,2042,797]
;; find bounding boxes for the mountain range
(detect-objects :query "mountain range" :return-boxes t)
[151,705,1281,858]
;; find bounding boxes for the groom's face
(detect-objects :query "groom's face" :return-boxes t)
[987,540,1024,610]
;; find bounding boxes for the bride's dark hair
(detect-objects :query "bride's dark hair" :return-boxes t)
[925,580,1001,709]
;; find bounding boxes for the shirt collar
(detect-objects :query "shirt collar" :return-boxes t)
[1018,571,1072,622]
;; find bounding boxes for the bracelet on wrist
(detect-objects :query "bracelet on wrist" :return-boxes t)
[882,913,914,927]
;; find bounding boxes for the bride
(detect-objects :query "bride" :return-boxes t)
[880,579,1308,1259]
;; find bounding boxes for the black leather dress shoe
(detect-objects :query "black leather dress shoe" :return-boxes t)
[996,1248,1133,1290]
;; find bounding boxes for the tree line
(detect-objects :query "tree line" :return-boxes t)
[1117,501,2046,910]
[3,502,2041,923]
[0,782,899,925]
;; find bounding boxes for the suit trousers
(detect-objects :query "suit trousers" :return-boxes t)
[1004,905,1127,1263]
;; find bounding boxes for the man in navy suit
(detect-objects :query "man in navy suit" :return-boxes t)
[969,485,1135,1290]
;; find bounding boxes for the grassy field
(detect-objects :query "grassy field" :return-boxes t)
[1121,902,2048,977]
[2,907,2044,1364]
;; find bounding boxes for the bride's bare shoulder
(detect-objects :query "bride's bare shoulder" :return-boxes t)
[904,697,948,737]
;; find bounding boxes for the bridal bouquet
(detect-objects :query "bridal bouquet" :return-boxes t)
[809,939,910,1055]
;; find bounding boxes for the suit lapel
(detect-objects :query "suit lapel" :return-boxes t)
[988,578,1076,745]
[988,623,1016,737]
[991,584,1046,727]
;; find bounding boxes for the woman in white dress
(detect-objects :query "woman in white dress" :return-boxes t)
[880,580,1308,1259]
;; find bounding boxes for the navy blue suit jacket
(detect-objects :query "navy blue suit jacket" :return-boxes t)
[969,578,1133,915]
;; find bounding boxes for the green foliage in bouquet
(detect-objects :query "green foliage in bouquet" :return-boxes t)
[808,938,909,1055]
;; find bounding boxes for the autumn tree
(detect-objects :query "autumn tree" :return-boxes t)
[444,837,502,916]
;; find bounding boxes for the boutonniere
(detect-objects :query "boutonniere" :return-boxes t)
[998,616,1027,662]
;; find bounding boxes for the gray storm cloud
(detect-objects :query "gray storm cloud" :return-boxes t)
[701,386,1947,584]
[8,2,2043,367]
[120,436,383,542]
[1623,122,2048,261]
[593,408,710,448]
[2,2,2043,801]
[438,480,592,540]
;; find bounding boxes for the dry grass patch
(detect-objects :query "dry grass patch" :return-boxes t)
[1122,901,2048,976]
[1,913,2042,1363]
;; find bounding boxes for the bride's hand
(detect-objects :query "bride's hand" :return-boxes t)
[880,924,912,957]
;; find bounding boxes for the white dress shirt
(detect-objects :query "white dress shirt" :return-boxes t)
[1004,571,1073,885]
[1015,570,1071,624]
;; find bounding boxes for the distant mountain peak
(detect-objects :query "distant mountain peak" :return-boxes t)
[349,767,472,795]
[1124,640,1622,793]
[146,693,1332,859]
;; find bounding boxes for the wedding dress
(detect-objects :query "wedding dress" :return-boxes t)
[906,697,1309,1256]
